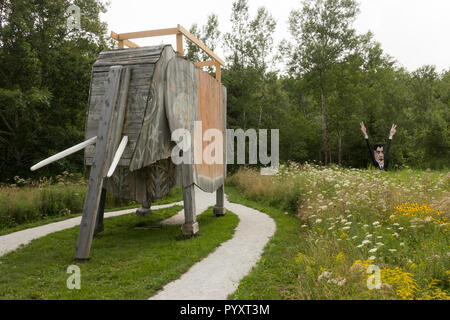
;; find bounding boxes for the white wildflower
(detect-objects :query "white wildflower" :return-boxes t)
[318,271,332,281]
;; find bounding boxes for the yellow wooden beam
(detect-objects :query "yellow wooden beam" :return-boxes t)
[111,26,225,67]
[117,28,179,40]
[176,32,184,56]
[177,25,225,67]
[123,39,139,48]
[111,31,139,48]
[215,61,221,82]
[194,61,222,82]
[194,60,216,68]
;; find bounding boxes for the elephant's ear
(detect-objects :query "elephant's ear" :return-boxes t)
[165,56,198,134]
[165,56,227,194]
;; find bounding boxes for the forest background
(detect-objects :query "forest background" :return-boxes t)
[0,0,448,182]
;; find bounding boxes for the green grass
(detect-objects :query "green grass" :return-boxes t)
[0,185,183,236]
[0,205,239,300]
[226,186,309,300]
[226,165,449,300]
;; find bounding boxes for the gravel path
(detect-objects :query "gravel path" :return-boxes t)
[0,187,276,300]
[0,202,182,257]
[150,188,276,300]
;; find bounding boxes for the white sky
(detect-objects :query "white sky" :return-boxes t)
[100,0,450,72]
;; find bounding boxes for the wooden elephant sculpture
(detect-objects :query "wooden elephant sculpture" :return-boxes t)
[31,45,227,260]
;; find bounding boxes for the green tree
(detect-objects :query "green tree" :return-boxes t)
[286,0,360,166]
[248,7,276,128]
[0,0,109,180]
[186,13,221,67]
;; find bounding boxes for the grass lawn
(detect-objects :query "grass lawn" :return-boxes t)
[226,165,449,300]
[0,205,239,300]
[0,186,183,236]
[226,186,312,299]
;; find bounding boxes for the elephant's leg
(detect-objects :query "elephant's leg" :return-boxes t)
[94,188,107,236]
[213,185,226,217]
[136,168,152,216]
[136,199,152,216]
[181,184,199,236]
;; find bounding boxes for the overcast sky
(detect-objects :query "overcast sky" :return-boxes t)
[100,0,450,72]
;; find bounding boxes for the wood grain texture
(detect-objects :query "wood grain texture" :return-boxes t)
[129,46,176,171]
[196,68,225,193]
[165,57,227,193]
[177,25,225,66]
[76,66,124,260]
[165,57,198,188]
[85,46,170,167]
[85,45,176,207]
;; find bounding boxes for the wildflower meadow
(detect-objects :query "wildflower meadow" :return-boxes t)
[229,164,449,299]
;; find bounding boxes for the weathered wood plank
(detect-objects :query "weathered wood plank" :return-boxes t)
[181,182,198,236]
[85,59,154,164]
[129,45,176,171]
[76,66,124,260]
[104,68,131,175]
[196,68,225,193]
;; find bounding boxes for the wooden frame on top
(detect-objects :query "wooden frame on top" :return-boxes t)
[110,24,225,82]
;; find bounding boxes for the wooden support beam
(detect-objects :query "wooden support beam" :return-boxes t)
[111,25,225,67]
[117,27,179,40]
[181,184,199,236]
[123,39,139,48]
[75,66,125,260]
[215,61,221,82]
[177,25,225,67]
[213,185,226,216]
[111,31,139,48]
[194,60,216,68]
[176,32,184,56]
[194,60,222,82]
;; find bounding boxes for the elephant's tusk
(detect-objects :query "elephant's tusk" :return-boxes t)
[106,136,128,178]
[30,136,97,171]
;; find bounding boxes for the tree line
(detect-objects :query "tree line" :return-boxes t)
[0,0,448,181]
